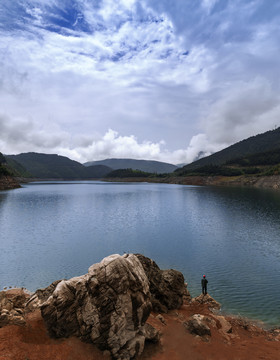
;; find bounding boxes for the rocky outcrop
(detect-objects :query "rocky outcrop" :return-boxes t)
[0,289,29,327]
[26,279,63,312]
[191,293,221,310]
[39,254,160,359]
[2,254,189,359]
[0,175,21,190]
[134,254,190,312]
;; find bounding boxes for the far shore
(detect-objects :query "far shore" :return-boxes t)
[1,173,279,192]
[104,174,280,191]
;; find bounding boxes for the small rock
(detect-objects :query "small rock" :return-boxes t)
[156,314,166,325]
[142,323,160,343]
[214,315,232,334]
[184,314,211,337]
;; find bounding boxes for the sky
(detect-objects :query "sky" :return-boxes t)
[1,0,280,165]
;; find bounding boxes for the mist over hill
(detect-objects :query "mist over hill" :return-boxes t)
[176,127,280,175]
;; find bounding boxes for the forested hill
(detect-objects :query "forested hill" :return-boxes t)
[0,152,10,176]
[84,158,178,173]
[177,127,280,174]
[0,152,21,189]
[6,153,112,179]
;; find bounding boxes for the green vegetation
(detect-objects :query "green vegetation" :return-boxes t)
[0,152,11,176]
[0,164,11,176]
[5,157,33,177]
[0,152,6,164]
[226,148,280,167]
[175,164,243,177]
[106,168,155,178]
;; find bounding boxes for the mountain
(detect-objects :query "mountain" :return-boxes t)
[84,158,178,174]
[6,153,112,179]
[176,127,280,174]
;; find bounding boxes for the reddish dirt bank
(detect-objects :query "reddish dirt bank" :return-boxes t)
[1,291,279,360]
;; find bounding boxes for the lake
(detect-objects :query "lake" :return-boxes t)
[0,181,280,327]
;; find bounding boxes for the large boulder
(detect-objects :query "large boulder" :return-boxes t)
[40,254,156,359]
[135,254,189,312]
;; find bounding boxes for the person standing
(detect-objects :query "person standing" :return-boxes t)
[201,275,208,295]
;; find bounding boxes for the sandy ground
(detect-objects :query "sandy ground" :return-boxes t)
[1,294,280,360]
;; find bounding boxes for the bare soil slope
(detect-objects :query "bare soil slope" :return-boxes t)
[1,290,279,360]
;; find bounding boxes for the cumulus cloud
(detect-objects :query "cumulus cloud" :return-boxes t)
[0,112,204,164]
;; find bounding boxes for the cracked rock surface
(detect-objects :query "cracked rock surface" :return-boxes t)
[39,254,155,359]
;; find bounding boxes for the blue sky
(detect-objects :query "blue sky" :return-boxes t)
[1,0,280,164]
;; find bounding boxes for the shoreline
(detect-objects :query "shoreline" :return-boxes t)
[8,174,280,191]
[0,175,21,190]
[104,174,280,190]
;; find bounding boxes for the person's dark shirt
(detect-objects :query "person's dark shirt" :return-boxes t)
[201,278,208,287]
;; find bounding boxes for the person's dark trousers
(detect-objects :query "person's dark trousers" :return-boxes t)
[202,286,207,295]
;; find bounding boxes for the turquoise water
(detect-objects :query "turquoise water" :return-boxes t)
[1,181,280,327]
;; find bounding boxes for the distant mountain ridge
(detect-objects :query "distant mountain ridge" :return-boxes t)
[6,153,112,179]
[84,158,178,173]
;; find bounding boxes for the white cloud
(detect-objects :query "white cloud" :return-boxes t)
[0,112,205,164]
[201,78,280,144]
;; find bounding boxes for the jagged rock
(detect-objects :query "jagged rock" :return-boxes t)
[191,293,221,310]
[184,314,211,337]
[135,254,189,312]
[0,289,29,328]
[40,254,158,359]
[26,280,63,312]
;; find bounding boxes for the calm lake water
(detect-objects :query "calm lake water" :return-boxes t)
[1,181,280,327]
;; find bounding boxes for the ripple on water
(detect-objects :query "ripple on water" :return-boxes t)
[1,182,280,326]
